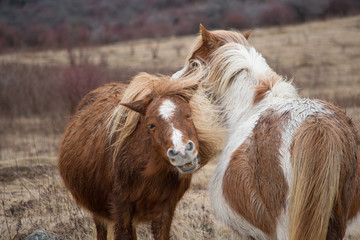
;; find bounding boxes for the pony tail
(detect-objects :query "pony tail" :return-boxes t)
[289,116,341,240]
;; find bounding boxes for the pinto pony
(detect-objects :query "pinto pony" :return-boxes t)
[173,25,360,240]
[58,71,223,240]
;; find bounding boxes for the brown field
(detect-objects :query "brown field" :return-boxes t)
[1,16,360,239]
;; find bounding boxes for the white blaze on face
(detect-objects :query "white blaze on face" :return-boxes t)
[171,123,185,155]
[159,99,176,121]
[159,99,186,154]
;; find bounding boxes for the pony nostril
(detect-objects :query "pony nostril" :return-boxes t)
[167,149,180,158]
[185,141,195,152]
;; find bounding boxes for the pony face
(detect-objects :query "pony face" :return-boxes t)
[172,24,251,80]
[122,95,200,174]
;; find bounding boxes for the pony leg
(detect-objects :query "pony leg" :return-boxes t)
[151,217,172,240]
[94,216,108,240]
[112,200,136,240]
[113,218,136,240]
[111,185,137,240]
[151,205,175,240]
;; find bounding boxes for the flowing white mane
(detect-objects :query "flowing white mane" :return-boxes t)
[205,43,298,104]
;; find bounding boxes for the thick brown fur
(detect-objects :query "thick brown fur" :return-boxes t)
[289,103,360,240]
[59,83,126,221]
[111,95,194,239]
[58,72,224,240]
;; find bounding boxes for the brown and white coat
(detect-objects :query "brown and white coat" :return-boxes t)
[173,27,360,240]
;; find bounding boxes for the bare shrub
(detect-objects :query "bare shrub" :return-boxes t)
[259,4,296,26]
[0,62,65,117]
[221,11,249,29]
[59,64,115,113]
[0,60,177,119]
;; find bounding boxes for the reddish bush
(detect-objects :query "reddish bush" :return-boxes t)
[0,0,359,51]
[171,8,208,36]
[0,63,64,117]
[56,25,91,49]
[259,4,296,26]
[0,62,132,117]
[59,64,114,112]
[0,24,22,49]
[327,0,352,15]
[222,11,250,30]
[23,24,50,47]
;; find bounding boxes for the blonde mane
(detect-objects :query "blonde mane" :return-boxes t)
[107,68,225,165]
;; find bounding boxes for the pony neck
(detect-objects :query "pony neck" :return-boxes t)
[217,73,262,129]
[208,44,299,129]
[220,77,299,130]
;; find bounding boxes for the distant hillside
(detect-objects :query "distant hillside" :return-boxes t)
[0,0,359,50]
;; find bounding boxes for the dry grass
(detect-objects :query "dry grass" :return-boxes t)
[1,15,360,239]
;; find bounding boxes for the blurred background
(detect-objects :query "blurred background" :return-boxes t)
[0,0,359,49]
[1,0,360,239]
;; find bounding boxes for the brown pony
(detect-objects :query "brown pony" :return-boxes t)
[58,72,223,240]
[173,25,360,240]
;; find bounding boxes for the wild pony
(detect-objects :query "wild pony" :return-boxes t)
[173,25,360,240]
[58,71,223,240]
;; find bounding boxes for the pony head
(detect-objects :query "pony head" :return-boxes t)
[174,25,297,109]
[121,83,201,174]
[172,24,251,79]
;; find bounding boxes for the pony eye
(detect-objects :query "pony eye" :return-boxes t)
[191,62,198,69]
[148,124,155,130]
[186,114,192,119]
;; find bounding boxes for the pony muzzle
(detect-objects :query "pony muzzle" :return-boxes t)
[167,141,198,173]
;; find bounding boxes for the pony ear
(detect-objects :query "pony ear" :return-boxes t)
[199,24,216,48]
[243,29,252,40]
[120,98,152,115]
